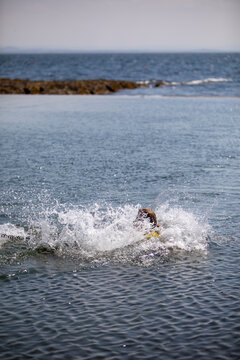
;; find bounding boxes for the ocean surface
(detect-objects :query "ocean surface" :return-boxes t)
[0,54,240,359]
[0,52,239,96]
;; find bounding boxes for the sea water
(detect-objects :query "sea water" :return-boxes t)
[0,54,240,359]
[0,52,239,96]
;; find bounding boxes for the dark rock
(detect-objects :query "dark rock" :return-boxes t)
[0,78,147,95]
[24,87,31,94]
[155,81,167,87]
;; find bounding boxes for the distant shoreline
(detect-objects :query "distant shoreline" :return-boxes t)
[0,78,150,95]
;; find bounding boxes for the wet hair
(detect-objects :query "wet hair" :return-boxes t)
[134,208,159,228]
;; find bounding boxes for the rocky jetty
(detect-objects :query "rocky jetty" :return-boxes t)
[0,78,146,95]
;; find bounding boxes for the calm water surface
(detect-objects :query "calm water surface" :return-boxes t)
[0,95,239,359]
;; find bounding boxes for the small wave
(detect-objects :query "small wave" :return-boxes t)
[137,80,151,85]
[137,78,232,88]
[178,78,232,86]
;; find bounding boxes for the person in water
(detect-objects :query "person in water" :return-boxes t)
[134,208,160,237]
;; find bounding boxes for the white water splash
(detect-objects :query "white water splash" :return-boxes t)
[156,204,209,251]
[26,203,209,256]
[0,223,26,248]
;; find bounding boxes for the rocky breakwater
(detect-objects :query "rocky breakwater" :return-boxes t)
[0,78,147,95]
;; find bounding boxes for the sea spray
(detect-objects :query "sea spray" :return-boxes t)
[31,204,144,252]
[0,223,26,248]
[24,202,209,256]
[156,203,209,251]
[0,198,210,267]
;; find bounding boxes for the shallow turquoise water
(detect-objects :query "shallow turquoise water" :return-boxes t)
[0,95,239,359]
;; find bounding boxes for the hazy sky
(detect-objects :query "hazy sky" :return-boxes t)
[0,0,240,52]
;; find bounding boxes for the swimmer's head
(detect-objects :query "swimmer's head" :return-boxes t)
[134,208,159,229]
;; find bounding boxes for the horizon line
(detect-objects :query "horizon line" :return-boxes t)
[1,48,239,54]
